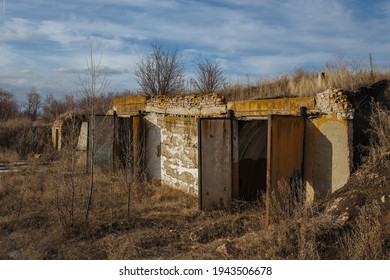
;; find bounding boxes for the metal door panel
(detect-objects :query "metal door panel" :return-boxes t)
[266,115,305,223]
[199,118,232,210]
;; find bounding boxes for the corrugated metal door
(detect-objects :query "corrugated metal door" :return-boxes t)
[199,118,232,210]
[266,115,305,222]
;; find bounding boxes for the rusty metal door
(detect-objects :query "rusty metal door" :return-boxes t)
[132,115,144,179]
[266,115,305,223]
[198,118,232,210]
[114,116,133,170]
[88,115,114,169]
[113,114,144,179]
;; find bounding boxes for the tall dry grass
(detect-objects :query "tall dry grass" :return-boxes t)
[0,161,387,259]
[257,180,321,260]
[219,60,390,101]
[337,201,383,260]
[364,103,390,170]
[2,157,385,260]
[0,117,51,159]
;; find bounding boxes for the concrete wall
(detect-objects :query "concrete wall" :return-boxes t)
[305,115,353,202]
[304,89,354,202]
[145,113,162,181]
[52,119,63,150]
[77,122,88,151]
[145,113,199,193]
[146,93,226,116]
[110,89,354,204]
[161,115,198,192]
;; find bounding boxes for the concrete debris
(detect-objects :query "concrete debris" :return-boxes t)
[316,88,354,119]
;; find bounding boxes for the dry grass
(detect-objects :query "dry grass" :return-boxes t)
[0,163,262,259]
[0,156,387,259]
[219,66,390,101]
[0,117,51,159]
[364,103,390,170]
[0,149,20,162]
[337,201,383,260]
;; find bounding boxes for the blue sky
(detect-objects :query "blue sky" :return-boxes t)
[1,0,390,103]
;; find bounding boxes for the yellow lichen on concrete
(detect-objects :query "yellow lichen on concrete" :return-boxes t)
[113,96,146,116]
[228,97,316,117]
[313,112,349,128]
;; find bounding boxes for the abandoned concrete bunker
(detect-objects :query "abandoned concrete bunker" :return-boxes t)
[53,89,354,211]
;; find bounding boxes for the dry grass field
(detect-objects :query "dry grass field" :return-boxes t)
[1,66,389,260]
[0,153,388,260]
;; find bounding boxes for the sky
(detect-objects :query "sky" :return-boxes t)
[1,0,390,103]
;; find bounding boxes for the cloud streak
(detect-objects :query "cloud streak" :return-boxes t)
[0,0,389,101]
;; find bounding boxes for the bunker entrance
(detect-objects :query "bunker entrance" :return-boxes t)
[236,120,268,201]
[198,117,268,209]
[199,115,305,211]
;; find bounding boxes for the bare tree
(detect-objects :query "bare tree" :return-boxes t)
[78,48,108,221]
[134,44,185,96]
[25,87,41,120]
[42,94,75,122]
[0,88,18,120]
[194,58,226,94]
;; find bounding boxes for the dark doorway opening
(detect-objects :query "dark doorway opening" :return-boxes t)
[237,120,268,201]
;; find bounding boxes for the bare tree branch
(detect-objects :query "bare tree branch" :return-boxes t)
[134,44,185,96]
[25,87,41,120]
[0,88,18,120]
[78,47,109,221]
[194,58,226,94]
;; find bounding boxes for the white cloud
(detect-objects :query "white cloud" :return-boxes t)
[1,0,390,101]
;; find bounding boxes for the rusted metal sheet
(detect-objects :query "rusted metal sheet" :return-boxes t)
[266,115,305,224]
[88,115,114,169]
[114,116,133,170]
[132,115,144,179]
[199,118,232,210]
